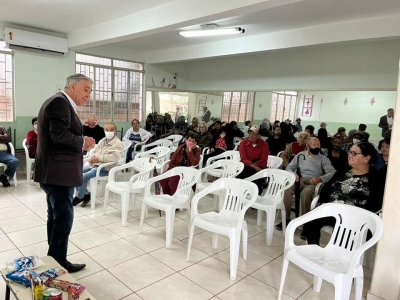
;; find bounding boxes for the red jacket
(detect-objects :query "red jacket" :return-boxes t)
[26,130,38,158]
[168,144,201,170]
[239,138,269,168]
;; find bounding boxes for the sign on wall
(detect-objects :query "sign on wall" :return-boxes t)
[302,95,314,116]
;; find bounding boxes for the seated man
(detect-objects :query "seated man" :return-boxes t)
[123,119,152,163]
[236,125,269,195]
[73,123,123,207]
[184,118,199,136]
[0,126,19,187]
[277,137,336,233]
[267,125,286,155]
[83,115,105,143]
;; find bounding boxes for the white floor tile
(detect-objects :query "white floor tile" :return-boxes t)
[108,254,175,292]
[0,213,45,233]
[0,205,33,221]
[182,231,230,256]
[0,234,16,252]
[7,225,47,247]
[125,228,179,252]
[70,215,101,233]
[19,241,80,257]
[67,251,104,280]
[158,219,206,240]
[105,217,154,238]
[0,197,22,209]
[69,227,120,250]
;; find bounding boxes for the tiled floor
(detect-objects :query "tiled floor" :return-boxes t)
[0,176,372,300]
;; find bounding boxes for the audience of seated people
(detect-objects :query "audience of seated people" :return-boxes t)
[154,115,171,139]
[281,132,309,167]
[159,132,200,195]
[26,117,38,159]
[123,119,152,163]
[196,121,213,150]
[73,123,124,207]
[267,125,286,156]
[202,124,234,166]
[278,137,336,238]
[236,125,269,195]
[303,142,386,245]
[83,115,105,144]
[0,126,19,187]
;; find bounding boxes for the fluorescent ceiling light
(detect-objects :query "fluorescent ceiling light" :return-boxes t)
[178,27,244,37]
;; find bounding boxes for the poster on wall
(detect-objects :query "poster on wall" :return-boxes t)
[198,96,207,113]
[301,95,314,117]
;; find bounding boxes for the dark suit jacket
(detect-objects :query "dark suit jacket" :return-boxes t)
[202,110,211,123]
[378,115,389,137]
[34,92,84,187]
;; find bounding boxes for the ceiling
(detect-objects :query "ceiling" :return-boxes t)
[117,0,400,51]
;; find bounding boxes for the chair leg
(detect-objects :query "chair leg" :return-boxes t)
[229,232,241,280]
[242,221,248,260]
[103,188,110,215]
[165,207,175,248]
[277,258,289,300]
[281,210,287,235]
[212,233,218,249]
[354,274,364,300]
[256,209,263,227]
[186,222,196,261]
[334,278,352,300]
[313,276,322,292]
[13,174,17,187]
[90,178,97,209]
[266,206,276,247]
[26,162,30,184]
[121,191,129,226]
[139,202,147,232]
[213,194,219,211]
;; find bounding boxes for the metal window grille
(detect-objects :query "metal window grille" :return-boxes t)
[0,51,14,122]
[221,91,255,123]
[270,91,298,122]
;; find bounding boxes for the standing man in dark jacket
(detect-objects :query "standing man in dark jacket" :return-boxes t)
[378,108,394,137]
[34,74,95,272]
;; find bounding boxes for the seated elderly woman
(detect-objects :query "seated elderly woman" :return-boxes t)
[159,132,201,195]
[303,142,386,245]
[375,137,390,170]
[281,132,309,167]
[196,121,213,150]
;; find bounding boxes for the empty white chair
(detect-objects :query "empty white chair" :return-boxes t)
[118,141,132,165]
[0,142,17,187]
[135,146,171,173]
[162,135,183,150]
[103,158,156,226]
[277,203,383,300]
[139,166,201,248]
[136,139,172,156]
[203,150,241,178]
[244,169,295,246]
[267,155,283,169]
[22,138,35,184]
[89,161,116,209]
[186,178,258,280]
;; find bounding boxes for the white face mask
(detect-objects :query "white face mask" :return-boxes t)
[353,138,360,144]
[33,125,37,130]
[105,131,114,140]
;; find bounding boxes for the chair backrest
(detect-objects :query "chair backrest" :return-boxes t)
[22,139,30,160]
[313,204,383,262]
[135,146,171,166]
[200,160,244,181]
[163,135,183,148]
[267,155,283,169]
[206,150,241,167]
[168,167,201,202]
[142,139,172,152]
[130,158,157,183]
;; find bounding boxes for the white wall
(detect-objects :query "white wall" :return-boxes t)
[145,62,191,90]
[188,93,223,121]
[253,92,272,123]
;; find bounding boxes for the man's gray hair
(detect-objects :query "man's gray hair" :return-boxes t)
[306,136,319,146]
[64,73,93,89]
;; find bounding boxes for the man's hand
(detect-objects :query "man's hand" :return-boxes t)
[90,156,99,164]
[83,136,95,151]
[310,177,322,185]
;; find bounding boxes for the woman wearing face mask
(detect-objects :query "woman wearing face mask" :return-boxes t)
[327,135,350,175]
[73,123,124,207]
[26,117,38,159]
[159,132,200,195]
[342,131,366,154]
[196,121,213,150]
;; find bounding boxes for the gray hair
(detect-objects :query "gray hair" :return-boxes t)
[298,132,310,140]
[64,73,93,89]
[306,136,319,146]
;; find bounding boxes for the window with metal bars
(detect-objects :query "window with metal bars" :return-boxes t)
[221,92,254,123]
[270,91,298,122]
[75,53,144,122]
[0,50,14,122]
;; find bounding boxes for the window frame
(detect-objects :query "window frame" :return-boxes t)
[270,91,298,122]
[0,49,15,123]
[75,52,145,122]
[221,91,255,123]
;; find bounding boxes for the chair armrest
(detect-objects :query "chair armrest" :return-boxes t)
[310,195,320,210]
[161,160,170,173]
[202,147,210,156]
[144,169,175,197]
[95,161,115,177]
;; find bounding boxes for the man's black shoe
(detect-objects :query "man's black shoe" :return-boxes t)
[63,261,86,273]
[80,193,91,207]
[0,174,10,187]
[275,219,291,231]
[73,196,83,206]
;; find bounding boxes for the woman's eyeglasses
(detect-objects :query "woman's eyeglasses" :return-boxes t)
[349,151,363,157]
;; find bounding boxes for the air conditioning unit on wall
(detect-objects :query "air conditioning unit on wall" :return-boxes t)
[4,27,68,55]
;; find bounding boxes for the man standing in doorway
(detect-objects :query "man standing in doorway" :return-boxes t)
[379,108,394,137]
[201,106,211,123]
[34,74,95,272]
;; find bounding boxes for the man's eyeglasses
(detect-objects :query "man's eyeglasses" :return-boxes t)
[349,151,363,157]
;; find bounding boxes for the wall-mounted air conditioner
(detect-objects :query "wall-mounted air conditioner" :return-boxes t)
[4,27,68,55]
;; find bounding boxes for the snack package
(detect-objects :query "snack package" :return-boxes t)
[40,267,67,282]
[5,270,40,287]
[68,285,80,300]
[45,279,85,294]
[6,256,45,272]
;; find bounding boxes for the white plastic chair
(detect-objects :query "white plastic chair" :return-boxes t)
[136,139,172,155]
[277,151,284,158]
[203,150,241,178]
[103,158,156,226]
[244,169,295,246]
[118,141,132,165]
[139,166,201,248]
[186,178,258,280]
[267,155,283,169]
[88,161,116,209]
[135,146,171,174]
[277,203,383,300]
[162,135,183,150]
[22,138,35,184]
[0,142,17,187]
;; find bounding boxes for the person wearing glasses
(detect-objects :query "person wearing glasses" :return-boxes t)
[303,142,386,245]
